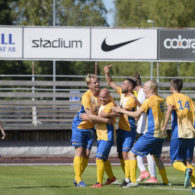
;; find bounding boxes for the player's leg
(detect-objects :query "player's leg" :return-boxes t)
[103,141,116,185]
[92,140,104,187]
[129,151,138,185]
[120,130,136,187]
[150,138,169,185]
[74,147,86,186]
[125,134,154,188]
[186,161,194,188]
[123,151,130,182]
[93,157,105,187]
[153,155,169,185]
[184,139,195,190]
[170,138,193,187]
[137,155,150,182]
[145,154,158,183]
[135,133,150,182]
[81,129,94,174]
[71,128,87,187]
[92,140,113,187]
[117,129,125,174]
[104,159,116,185]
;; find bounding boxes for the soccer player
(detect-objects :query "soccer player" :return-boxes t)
[82,88,117,187]
[112,80,169,188]
[132,73,157,183]
[104,65,137,187]
[71,74,110,187]
[161,79,195,193]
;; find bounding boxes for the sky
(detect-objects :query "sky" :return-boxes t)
[103,0,115,26]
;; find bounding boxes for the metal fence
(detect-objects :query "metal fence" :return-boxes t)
[0,74,194,132]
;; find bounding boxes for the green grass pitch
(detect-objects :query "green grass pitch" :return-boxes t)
[0,165,192,195]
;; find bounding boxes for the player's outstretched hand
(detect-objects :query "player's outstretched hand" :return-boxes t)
[80,113,89,121]
[1,130,6,140]
[161,127,166,136]
[104,64,112,74]
[112,106,123,114]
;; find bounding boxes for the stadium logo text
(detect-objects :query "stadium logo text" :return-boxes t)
[32,38,82,48]
[0,33,15,45]
[0,33,16,53]
[163,35,195,49]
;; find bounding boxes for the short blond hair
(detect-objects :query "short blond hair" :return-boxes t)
[148,80,158,93]
[85,74,97,85]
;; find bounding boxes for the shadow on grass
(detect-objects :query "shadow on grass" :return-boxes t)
[0,185,70,190]
[139,183,184,187]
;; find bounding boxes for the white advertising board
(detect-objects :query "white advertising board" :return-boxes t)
[91,28,157,60]
[0,27,22,59]
[23,27,90,59]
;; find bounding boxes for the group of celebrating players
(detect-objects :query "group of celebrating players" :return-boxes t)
[71,65,195,193]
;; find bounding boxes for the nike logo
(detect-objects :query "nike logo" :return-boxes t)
[101,37,143,52]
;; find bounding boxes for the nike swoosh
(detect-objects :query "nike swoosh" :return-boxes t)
[101,37,143,52]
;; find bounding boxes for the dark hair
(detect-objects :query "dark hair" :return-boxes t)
[132,73,141,86]
[171,79,183,92]
[124,78,137,89]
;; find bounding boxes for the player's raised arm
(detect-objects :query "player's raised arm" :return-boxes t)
[104,65,120,91]
[0,122,6,140]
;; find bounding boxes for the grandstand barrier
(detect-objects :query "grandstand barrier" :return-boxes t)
[0,75,194,157]
[0,76,194,132]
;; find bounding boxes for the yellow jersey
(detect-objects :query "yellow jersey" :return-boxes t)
[72,89,100,130]
[116,87,137,131]
[140,95,166,138]
[96,101,115,142]
[166,93,195,138]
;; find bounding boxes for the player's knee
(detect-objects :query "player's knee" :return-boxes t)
[84,149,91,159]
[75,146,84,156]
[122,151,129,160]
[129,151,136,159]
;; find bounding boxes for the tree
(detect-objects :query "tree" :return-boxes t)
[0,0,108,74]
[0,0,14,25]
[114,0,195,78]
[0,0,107,76]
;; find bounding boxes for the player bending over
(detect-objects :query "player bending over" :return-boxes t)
[161,79,195,193]
[113,80,169,188]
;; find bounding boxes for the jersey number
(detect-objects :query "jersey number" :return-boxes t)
[178,100,190,110]
[160,103,164,112]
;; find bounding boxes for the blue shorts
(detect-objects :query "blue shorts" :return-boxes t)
[71,127,94,150]
[96,140,113,161]
[131,134,164,158]
[117,128,136,152]
[170,138,195,164]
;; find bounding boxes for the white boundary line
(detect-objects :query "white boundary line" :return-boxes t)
[141,186,191,192]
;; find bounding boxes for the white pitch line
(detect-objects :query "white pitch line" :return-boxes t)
[140,186,191,192]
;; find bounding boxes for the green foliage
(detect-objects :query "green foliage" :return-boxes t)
[0,0,14,25]
[113,0,195,77]
[0,0,107,76]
